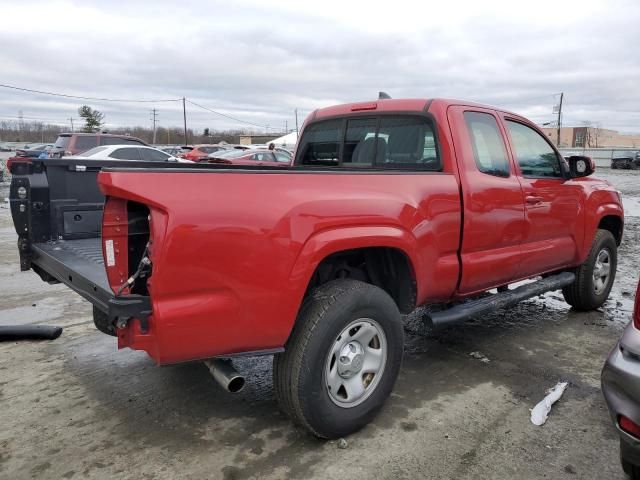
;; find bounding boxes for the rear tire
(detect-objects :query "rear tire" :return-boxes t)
[562,229,617,311]
[621,443,640,479]
[273,279,403,438]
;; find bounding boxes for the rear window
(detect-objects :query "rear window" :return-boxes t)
[75,136,98,151]
[295,115,439,170]
[196,146,223,154]
[53,135,71,149]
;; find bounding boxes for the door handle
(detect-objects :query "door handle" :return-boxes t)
[525,196,543,205]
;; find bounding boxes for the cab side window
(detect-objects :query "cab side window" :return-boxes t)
[464,112,510,177]
[506,121,563,178]
[109,148,142,160]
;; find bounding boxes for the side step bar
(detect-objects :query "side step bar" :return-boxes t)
[426,272,576,329]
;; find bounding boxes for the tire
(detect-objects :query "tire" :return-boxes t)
[621,444,640,479]
[273,279,403,439]
[562,229,617,311]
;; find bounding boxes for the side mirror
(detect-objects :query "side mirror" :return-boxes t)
[565,155,595,178]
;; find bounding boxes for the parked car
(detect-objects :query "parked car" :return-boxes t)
[160,146,192,157]
[208,148,291,165]
[612,152,640,170]
[75,145,191,163]
[49,133,148,158]
[15,144,54,158]
[602,278,640,479]
[9,97,623,439]
[0,143,14,152]
[180,144,229,162]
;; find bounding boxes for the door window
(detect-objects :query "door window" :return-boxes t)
[464,112,510,177]
[274,151,291,163]
[139,148,171,161]
[109,147,142,160]
[506,121,563,177]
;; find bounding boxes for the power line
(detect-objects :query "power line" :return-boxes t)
[0,113,75,122]
[0,83,181,103]
[186,99,268,129]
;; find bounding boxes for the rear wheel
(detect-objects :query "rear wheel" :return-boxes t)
[621,443,640,479]
[273,279,403,438]
[562,229,617,310]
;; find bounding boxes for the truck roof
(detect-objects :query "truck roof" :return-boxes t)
[311,98,523,121]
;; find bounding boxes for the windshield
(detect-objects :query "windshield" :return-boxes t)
[53,135,71,149]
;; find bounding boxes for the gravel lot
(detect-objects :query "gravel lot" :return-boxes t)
[0,167,639,480]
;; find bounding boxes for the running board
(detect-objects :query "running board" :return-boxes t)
[426,272,576,329]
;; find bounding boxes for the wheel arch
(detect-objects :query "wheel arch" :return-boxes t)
[598,214,624,246]
[288,226,421,316]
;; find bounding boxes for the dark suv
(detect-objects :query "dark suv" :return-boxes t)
[611,151,640,170]
[49,133,148,158]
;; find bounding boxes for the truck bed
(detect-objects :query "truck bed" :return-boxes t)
[32,237,112,312]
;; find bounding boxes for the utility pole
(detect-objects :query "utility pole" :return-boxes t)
[69,117,74,132]
[150,108,158,144]
[295,109,299,134]
[285,120,288,134]
[182,97,188,145]
[556,92,563,147]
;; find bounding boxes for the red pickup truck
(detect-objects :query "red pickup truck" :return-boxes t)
[9,98,624,438]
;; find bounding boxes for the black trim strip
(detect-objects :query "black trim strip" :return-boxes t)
[101,166,454,175]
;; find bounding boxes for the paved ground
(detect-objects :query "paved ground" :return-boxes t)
[0,168,639,480]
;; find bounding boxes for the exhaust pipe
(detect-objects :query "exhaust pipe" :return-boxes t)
[204,359,245,393]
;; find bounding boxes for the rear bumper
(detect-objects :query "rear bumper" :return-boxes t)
[602,323,640,467]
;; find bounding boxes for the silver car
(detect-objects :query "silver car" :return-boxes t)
[602,278,640,479]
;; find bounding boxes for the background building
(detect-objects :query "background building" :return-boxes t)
[540,126,640,148]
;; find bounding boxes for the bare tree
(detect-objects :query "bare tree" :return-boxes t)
[591,123,604,148]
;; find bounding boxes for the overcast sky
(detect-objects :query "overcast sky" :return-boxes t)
[1,0,639,134]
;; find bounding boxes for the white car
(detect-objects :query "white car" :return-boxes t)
[72,145,193,163]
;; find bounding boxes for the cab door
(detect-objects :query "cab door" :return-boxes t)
[448,106,527,295]
[500,117,583,277]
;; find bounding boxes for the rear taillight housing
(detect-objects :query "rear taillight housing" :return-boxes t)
[620,415,640,439]
[6,157,32,172]
[102,197,130,295]
[634,279,640,330]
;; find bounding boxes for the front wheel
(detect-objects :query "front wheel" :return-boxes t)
[273,279,403,438]
[562,229,617,311]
